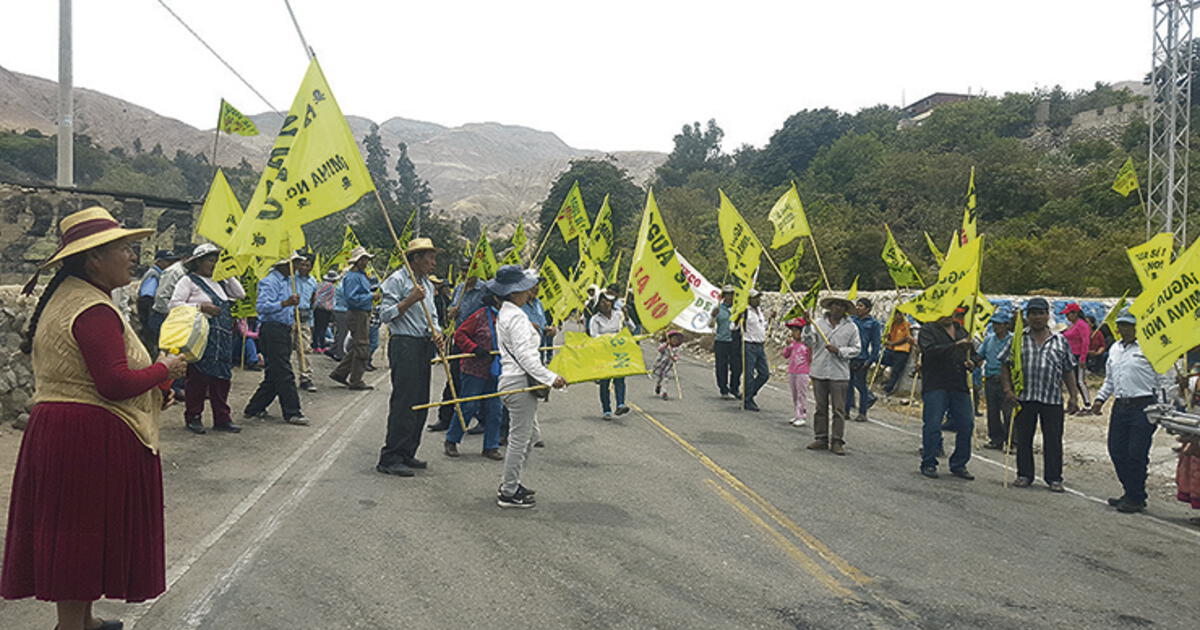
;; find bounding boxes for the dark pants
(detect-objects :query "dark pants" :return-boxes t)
[244,322,302,419]
[743,342,769,402]
[146,310,166,356]
[921,389,973,471]
[1014,402,1065,483]
[330,310,371,387]
[330,311,350,360]
[985,377,1014,445]
[313,308,333,350]
[184,365,232,427]
[437,347,465,428]
[883,350,909,394]
[447,373,502,450]
[714,335,743,396]
[1107,396,1158,503]
[380,335,434,466]
[846,360,877,416]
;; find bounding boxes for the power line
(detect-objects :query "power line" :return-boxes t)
[155,0,284,118]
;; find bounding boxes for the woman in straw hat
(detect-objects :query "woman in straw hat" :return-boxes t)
[2,207,187,630]
[169,243,246,435]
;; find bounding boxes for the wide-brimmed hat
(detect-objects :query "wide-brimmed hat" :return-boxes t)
[820,296,854,310]
[347,246,374,264]
[429,274,445,285]
[322,270,339,282]
[1115,309,1137,325]
[486,265,539,297]
[273,251,305,267]
[785,317,808,329]
[42,206,154,269]
[185,243,221,264]
[405,237,439,256]
[155,248,182,261]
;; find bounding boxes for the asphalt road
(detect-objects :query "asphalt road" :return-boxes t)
[3,341,1199,629]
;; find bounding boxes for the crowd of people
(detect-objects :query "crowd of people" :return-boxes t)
[3,206,1199,630]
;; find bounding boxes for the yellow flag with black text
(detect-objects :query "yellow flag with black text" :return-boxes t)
[218,99,259,136]
[898,235,982,323]
[767,182,811,249]
[630,189,693,333]
[924,231,945,267]
[539,257,581,322]
[195,168,244,248]
[778,241,803,292]
[960,166,978,245]
[1127,232,1174,288]
[718,190,764,317]
[554,181,590,244]
[1112,157,1140,198]
[882,224,923,288]
[328,225,361,273]
[229,57,373,262]
[847,275,859,301]
[548,330,647,383]
[1130,236,1200,372]
[467,231,498,280]
[512,221,527,259]
[588,194,614,263]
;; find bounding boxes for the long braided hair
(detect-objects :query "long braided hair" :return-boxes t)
[20,254,88,355]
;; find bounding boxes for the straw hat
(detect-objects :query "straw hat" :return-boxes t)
[42,206,154,268]
[273,251,305,267]
[405,237,439,256]
[820,296,855,310]
[347,246,374,264]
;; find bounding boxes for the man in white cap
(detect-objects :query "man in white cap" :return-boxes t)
[1091,309,1176,513]
[330,246,375,391]
[738,289,769,411]
[244,252,308,425]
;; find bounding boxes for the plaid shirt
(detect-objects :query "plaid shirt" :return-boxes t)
[1000,330,1077,406]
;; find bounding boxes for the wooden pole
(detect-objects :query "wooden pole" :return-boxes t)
[808,234,833,291]
[759,243,830,345]
[432,345,563,364]
[1003,403,1020,488]
[673,358,683,400]
[371,188,469,433]
[529,224,556,266]
[413,383,549,411]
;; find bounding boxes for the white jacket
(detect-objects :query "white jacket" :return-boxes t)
[496,301,559,386]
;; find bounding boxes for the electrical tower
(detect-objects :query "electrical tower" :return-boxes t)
[1147,0,1199,248]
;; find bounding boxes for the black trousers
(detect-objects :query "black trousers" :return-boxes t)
[380,335,435,466]
[1107,396,1158,503]
[245,322,302,418]
[713,333,743,396]
[312,308,333,350]
[1014,401,1065,483]
[985,377,1014,445]
[437,343,465,428]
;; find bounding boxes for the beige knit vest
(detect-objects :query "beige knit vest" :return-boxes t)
[32,276,162,453]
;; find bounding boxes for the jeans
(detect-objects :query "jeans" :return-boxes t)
[330,310,370,387]
[921,389,973,471]
[541,331,555,364]
[1107,397,1158,503]
[743,342,769,402]
[883,350,909,394]
[846,359,877,416]
[714,334,743,396]
[598,377,626,413]
[380,335,434,467]
[984,377,1014,445]
[447,373,503,451]
[1014,401,1065,483]
[812,378,848,444]
[244,322,302,418]
[500,374,541,496]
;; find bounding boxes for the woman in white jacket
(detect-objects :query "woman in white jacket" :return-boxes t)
[168,243,245,435]
[489,265,566,508]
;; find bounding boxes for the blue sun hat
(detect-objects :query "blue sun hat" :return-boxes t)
[486,264,539,297]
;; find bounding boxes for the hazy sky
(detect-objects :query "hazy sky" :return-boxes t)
[1,1,1152,153]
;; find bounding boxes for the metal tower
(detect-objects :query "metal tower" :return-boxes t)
[1147,0,1199,248]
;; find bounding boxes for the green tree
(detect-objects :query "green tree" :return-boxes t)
[653,119,730,188]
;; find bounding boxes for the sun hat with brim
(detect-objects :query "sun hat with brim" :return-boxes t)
[41,206,154,269]
[273,251,305,267]
[323,270,339,282]
[785,317,808,329]
[155,249,182,261]
[347,246,374,264]
[820,296,854,310]
[486,265,539,297]
[721,285,735,294]
[405,237,439,256]
[1115,309,1137,325]
[185,243,221,263]
[429,275,444,285]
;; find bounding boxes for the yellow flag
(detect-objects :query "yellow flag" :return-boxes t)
[467,231,498,280]
[1010,308,1025,397]
[898,235,983,323]
[924,231,945,267]
[778,241,803,292]
[540,257,581,322]
[398,211,416,250]
[966,294,994,336]
[847,275,859,301]
[630,189,694,333]
[218,98,259,136]
[572,245,605,297]
[1098,290,1130,336]
[1130,236,1200,372]
[512,221,527,256]
[607,250,623,286]
[1112,157,1140,197]
[211,248,242,282]
[230,57,374,262]
[195,168,244,248]
[548,329,647,382]
[387,249,402,273]
[882,225,923,288]
[328,225,361,272]
[961,166,978,245]
[767,182,812,249]
[1127,232,1174,288]
[718,190,764,317]
[554,181,591,244]
[231,267,259,319]
[588,194,614,263]
[311,252,323,280]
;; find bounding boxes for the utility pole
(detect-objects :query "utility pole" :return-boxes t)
[56,0,73,187]
[1147,0,1199,248]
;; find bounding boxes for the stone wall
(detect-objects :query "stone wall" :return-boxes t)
[0,181,197,284]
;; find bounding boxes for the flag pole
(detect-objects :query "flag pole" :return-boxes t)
[759,243,830,345]
[808,234,833,291]
[211,100,222,177]
[371,187,469,433]
[529,224,556,266]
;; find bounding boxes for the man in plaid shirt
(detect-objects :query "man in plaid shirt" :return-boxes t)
[1000,297,1081,492]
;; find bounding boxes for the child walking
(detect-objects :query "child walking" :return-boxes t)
[782,318,811,427]
[653,330,685,399]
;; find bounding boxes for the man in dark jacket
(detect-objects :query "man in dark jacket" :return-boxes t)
[846,298,882,421]
[918,310,979,480]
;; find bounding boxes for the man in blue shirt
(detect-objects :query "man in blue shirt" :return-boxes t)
[330,247,376,391]
[429,275,488,432]
[979,310,1015,450]
[244,253,307,425]
[846,298,882,422]
[293,254,318,392]
[709,286,742,400]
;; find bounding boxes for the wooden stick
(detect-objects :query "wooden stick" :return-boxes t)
[432,345,563,364]
[808,233,833,291]
[529,223,556,266]
[907,356,921,405]
[1003,403,1020,488]
[758,242,830,346]
[371,188,469,433]
[412,383,548,411]
[673,358,683,400]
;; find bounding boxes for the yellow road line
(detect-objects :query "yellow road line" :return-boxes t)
[704,479,860,601]
[630,402,872,586]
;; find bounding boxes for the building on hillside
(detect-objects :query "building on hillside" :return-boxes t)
[0,180,197,283]
[897,92,973,129]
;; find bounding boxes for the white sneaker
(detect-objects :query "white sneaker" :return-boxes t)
[791,418,807,427]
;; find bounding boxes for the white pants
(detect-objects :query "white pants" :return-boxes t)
[500,375,541,496]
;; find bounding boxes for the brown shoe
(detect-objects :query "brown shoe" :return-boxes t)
[444,441,460,457]
[806,440,828,450]
[481,448,504,461]
[830,442,846,456]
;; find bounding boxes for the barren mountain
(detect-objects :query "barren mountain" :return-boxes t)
[0,65,664,221]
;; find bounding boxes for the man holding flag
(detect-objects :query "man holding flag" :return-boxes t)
[803,296,861,456]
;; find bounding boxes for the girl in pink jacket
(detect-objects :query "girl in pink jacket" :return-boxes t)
[782,318,812,427]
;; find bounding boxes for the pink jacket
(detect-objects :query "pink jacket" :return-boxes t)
[781,341,811,375]
[1062,318,1091,359]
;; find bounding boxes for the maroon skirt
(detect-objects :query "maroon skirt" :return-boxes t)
[1,402,165,603]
